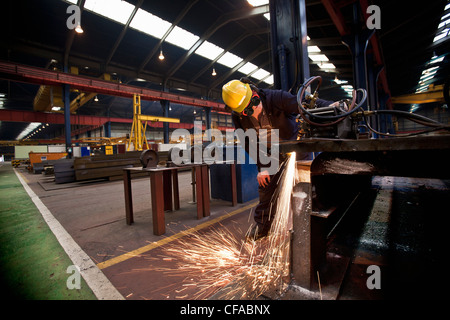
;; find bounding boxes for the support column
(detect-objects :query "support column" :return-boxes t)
[63,83,72,158]
[204,107,212,141]
[342,3,374,134]
[104,121,111,138]
[161,100,170,144]
[366,53,383,137]
[269,0,310,93]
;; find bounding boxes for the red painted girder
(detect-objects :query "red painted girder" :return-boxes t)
[0,109,234,132]
[0,60,225,111]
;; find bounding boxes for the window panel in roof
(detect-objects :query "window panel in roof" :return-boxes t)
[319,63,336,70]
[216,52,243,68]
[84,0,135,24]
[237,62,258,75]
[247,0,269,6]
[252,69,270,80]
[195,41,224,60]
[129,9,172,39]
[165,26,200,50]
[309,54,329,62]
[263,75,274,85]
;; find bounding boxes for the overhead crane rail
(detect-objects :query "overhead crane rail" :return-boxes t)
[0,60,225,111]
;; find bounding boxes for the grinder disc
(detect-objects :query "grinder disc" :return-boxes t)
[140,149,159,168]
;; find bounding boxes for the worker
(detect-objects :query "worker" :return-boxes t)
[222,78,339,240]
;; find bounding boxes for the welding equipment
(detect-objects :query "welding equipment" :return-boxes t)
[295,76,450,139]
[296,76,367,139]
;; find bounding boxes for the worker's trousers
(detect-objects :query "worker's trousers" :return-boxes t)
[253,161,286,232]
[253,152,311,231]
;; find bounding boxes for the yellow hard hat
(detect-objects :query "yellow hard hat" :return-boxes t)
[222,80,252,113]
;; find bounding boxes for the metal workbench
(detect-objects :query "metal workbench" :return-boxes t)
[123,162,237,236]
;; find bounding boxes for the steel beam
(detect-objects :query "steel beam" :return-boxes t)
[189,28,268,83]
[391,85,446,104]
[105,0,143,67]
[280,135,450,154]
[0,109,233,132]
[137,0,199,75]
[210,45,269,89]
[0,60,225,111]
[165,5,270,81]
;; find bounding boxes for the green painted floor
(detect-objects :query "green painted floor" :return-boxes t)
[0,162,96,300]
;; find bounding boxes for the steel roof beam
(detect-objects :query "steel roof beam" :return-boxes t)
[164,4,270,83]
[189,28,268,83]
[105,0,144,67]
[210,45,270,89]
[137,0,200,76]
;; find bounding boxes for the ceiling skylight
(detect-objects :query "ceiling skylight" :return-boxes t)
[84,0,135,25]
[61,0,274,89]
[216,52,243,68]
[251,69,270,80]
[415,54,444,93]
[238,62,258,75]
[165,26,200,50]
[246,0,270,20]
[308,45,321,53]
[319,63,336,70]
[247,0,269,6]
[130,9,172,39]
[433,1,450,43]
[263,74,274,85]
[309,54,329,62]
[415,1,449,93]
[195,41,224,60]
[429,55,445,64]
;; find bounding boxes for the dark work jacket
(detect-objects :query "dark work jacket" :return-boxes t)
[231,88,334,171]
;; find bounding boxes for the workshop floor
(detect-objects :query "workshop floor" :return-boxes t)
[2,162,449,300]
[10,164,257,300]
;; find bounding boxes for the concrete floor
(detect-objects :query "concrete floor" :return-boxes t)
[14,165,450,300]
[18,166,257,300]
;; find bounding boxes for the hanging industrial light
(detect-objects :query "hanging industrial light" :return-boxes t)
[75,22,84,34]
[212,67,217,76]
[159,48,165,60]
[94,96,99,102]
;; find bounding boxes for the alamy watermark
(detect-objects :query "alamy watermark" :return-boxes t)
[366,265,381,290]
[170,121,280,175]
[66,5,81,30]
[66,265,81,290]
[366,5,381,30]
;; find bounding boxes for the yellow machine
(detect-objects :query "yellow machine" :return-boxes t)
[127,94,180,151]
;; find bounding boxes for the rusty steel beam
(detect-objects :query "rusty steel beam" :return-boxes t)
[0,109,232,132]
[0,60,225,111]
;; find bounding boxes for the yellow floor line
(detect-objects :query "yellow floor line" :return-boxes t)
[97,201,258,270]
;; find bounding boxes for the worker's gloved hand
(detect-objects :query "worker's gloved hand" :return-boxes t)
[257,170,271,188]
[328,100,350,111]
